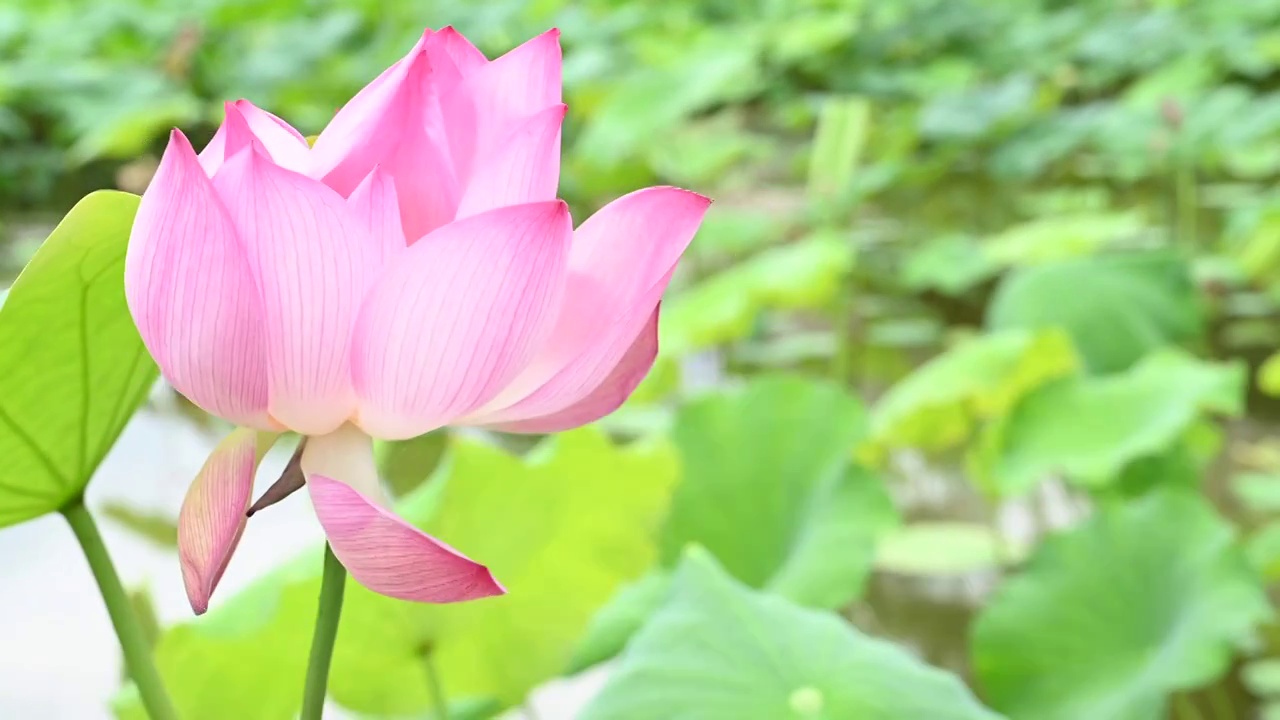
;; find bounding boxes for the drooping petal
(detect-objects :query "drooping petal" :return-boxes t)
[124,130,271,428]
[442,29,561,189]
[178,429,278,614]
[347,166,407,264]
[490,305,659,433]
[454,103,565,219]
[468,187,707,423]
[197,101,310,177]
[213,149,383,435]
[352,201,572,439]
[310,32,457,240]
[310,475,505,603]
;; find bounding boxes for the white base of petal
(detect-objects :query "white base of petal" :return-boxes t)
[301,423,389,506]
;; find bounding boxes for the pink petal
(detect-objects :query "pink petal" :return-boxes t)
[231,99,311,173]
[309,475,505,602]
[427,26,488,79]
[352,201,572,439]
[197,101,310,177]
[468,187,708,424]
[492,305,660,433]
[212,149,384,435]
[310,33,457,240]
[124,130,271,427]
[346,166,407,265]
[454,103,565,219]
[442,29,561,189]
[178,429,275,614]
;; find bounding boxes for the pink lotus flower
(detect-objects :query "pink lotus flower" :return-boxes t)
[124,26,709,614]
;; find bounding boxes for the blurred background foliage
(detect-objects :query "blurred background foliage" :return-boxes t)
[12,0,1280,718]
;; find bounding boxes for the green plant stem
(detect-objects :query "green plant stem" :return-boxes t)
[301,544,347,719]
[1175,163,1197,250]
[61,498,177,720]
[425,649,450,720]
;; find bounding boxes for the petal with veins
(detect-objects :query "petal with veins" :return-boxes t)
[310,476,505,603]
[455,104,565,219]
[213,149,383,435]
[352,201,572,439]
[198,100,310,177]
[442,29,561,188]
[178,429,278,614]
[124,130,271,428]
[490,306,660,433]
[470,187,707,424]
[347,166,407,264]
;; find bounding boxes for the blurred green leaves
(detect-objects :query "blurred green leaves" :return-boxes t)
[973,491,1269,720]
[0,191,156,528]
[987,252,1204,374]
[661,232,855,356]
[975,352,1245,496]
[581,549,1002,720]
[863,329,1078,463]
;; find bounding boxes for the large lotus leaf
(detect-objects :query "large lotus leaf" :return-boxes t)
[973,491,1269,720]
[973,351,1244,496]
[580,548,1003,720]
[986,251,1204,374]
[861,328,1078,465]
[661,375,882,596]
[0,191,157,528]
[572,376,894,674]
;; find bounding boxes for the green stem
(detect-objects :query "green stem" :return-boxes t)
[1175,163,1197,250]
[425,649,449,720]
[61,498,177,720]
[301,544,347,719]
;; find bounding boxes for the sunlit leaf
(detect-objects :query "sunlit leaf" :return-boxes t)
[1244,659,1280,697]
[973,491,1269,720]
[861,329,1078,465]
[875,522,1022,576]
[983,212,1145,266]
[1232,473,1280,514]
[580,548,1002,720]
[974,352,1244,497]
[0,191,157,528]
